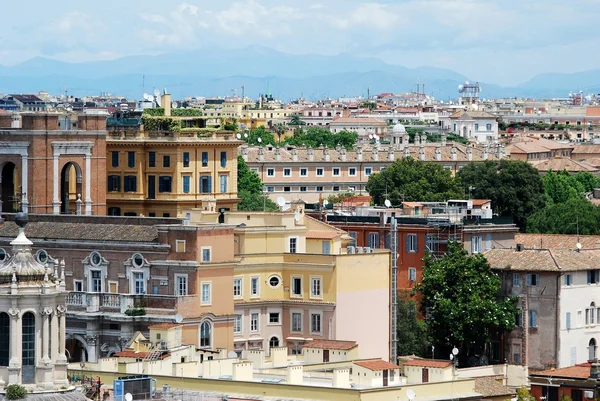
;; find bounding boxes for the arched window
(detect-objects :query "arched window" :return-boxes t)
[589,338,597,361]
[0,313,9,366]
[269,336,279,348]
[200,321,211,348]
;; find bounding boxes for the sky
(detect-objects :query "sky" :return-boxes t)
[1,0,599,86]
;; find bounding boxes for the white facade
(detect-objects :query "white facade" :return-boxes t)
[559,270,600,367]
[451,115,499,143]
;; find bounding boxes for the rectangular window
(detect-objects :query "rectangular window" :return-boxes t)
[234,315,242,333]
[269,312,280,324]
[128,151,135,168]
[267,168,275,177]
[291,277,302,297]
[515,308,522,327]
[406,234,418,252]
[486,123,492,131]
[284,168,291,177]
[267,186,274,192]
[471,235,482,254]
[316,186,323,192]
[529,310,538,328]
[250,312,259,332]
[322,241,331,254]
[348,231,357,247]
[566,312,571,330]
[175,240,186,253]
[74,280,83,292]
[311,313,322,333]
[364,167,372,176]
[292,312,302,332]
[163,155,171,168]
[513,273,521,287]
[289,237,297,254]
[348,167,356,176]
[513,353,520,365]
[368,232,379,248]
[108,175,121,192]
[175,275,188,296]
[474,123,479,131]
[124,175,137,192]
[233,277,242,298]
[316,168,324,177]
[220,175,228,193]
[425,234,438,253]
[333,185,340,191]
[202,248,211,262]
[588,270,600,284]
[183,176,191,193]
[310,277,322,298]
[201,282,211,305]
[409,267,417,281]
[200,175,212,193]
[149,151,156,167]
[526,273,540,286]
[158,176,172,193]
[332,167,340,176]
[300,168,308,177]
[111,151,119,167]
[220,151,227,168]
[564,274,572,286]
[91,270,102,293]
[202,151,209,167]
[250,277,259,297]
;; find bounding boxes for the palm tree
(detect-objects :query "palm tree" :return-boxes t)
[274,123,285,143]
[290,114,306,127]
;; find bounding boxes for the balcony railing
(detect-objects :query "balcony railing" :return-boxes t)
[66,292,178,315]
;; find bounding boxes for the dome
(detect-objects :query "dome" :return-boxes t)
[392,123,406,134]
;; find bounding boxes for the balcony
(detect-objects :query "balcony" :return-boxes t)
[66,292,178,316]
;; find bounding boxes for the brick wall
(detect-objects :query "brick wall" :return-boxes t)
[21,114,59,130]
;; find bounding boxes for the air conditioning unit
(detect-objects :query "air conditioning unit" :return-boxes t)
[585,391,594,399]
[160,341,168,349]
[368,247,375,254]
[363,247,371,253]
[347,246,356,254]
[356,247,364,254]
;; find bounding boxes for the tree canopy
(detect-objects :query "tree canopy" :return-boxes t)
[244,126,277,146]
[457,160,545,230]
[366,157,463,206]
[542,170,586,204]
[396,291,428,357]
[283,127,358,150]
[237,156,278,211]
[526,197,600,234]
[414,242,517,360]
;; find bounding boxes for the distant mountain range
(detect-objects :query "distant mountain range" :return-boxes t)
[0,46,597,100]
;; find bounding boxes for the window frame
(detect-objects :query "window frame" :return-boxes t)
[174,274,188,296]
[310,311,323,334]
[250,276,260,298]
[201,282,212,305]
[233,276,243,299]
[201,247,212,262]
[310,276,323,299]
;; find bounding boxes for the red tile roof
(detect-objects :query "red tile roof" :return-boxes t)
[306,230,339,240]
[472,199,491,206]
[403,359,453,368]
[303,340,357,350]
[533,363,590,380]
[113,350,170,360]
[148,323,182,329]
[354,359,401,371]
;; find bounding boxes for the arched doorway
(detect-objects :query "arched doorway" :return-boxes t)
[1,162,16,213]
[66,337,88,363]
[60,162,82,214]
[22,312,35,384]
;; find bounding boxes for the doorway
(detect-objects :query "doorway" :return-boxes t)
[60,162,82,214]
[422,368,429,383]
[383,369,388,386]
[323,349,329,363]
[1,162,16,212]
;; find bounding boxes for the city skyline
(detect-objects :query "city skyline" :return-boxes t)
[1,0,599,86]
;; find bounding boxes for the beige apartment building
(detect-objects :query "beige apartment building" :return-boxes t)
[242,143,505,203]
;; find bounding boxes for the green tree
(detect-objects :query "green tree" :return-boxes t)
[283,127,358,149]
[542,170,585,204]
[245,126,276,146]
[289,114,306,126]
[526,197,600,234]
[414,242,517,360]
[274,123,286,143]
[237,156,278,211]
[366,158,463,206]
[457,160,545,230]
[575,171,600,193]
[512,387,535,401]
[397,291,428,357]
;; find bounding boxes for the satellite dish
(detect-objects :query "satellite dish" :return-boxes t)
[155,95,162,107]
[577,243,582,250]
[384,199,391,208]
[323,199,329,206]
[125,393,133,401]
[257,137,262,143]
[175,314,183,323]
[452,347,459,356]
[369,134,374,139]
[277,197,286,207]
[450,354,454,361]
[244,133,248,138]
[236,133,241,139]
[172,101,179,109]
[143,93,153,102]
[465,80,470,85]
[227,351,238,358]
[153,88,160,98]
[407,389,416,401]
[457,85,464,92]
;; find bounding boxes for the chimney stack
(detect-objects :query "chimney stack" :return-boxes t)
[435,147,441,161]
[451,146,457,161]
[340,148,347,162]
[419,146,426,161]
[240,145,249,162]
[292,147,298,162]
[274,147,281,161]
[324,146,330,162]
[308,147,314,162]
[258,147,265,162]
[441,133,447,147]
[287,365,303,385]
[467,146,473,161]
[357,145,363,161]
[482,145,489,160]
[372,147,378,161]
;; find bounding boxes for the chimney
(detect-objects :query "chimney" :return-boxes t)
[500,145,506,159]
[324,146,330,162]
[357,146,363,161]
[495,144,502,159]
[287,365,303,385]
[0,114,12,128]
[240,145,249,162]
[162,93,172,117]
[233,362,254,381]
[246,350,265,369]
[308,147,314,161]
[258,147,265,162]
[451,146,457,161]
[441,133,447,147]
[482,145,489,160]
[292,147,298,162]
[388,148,395,161]
[404,147,411,159]
[590,361,600,378]
[467,146,473,161]
[372,147,378,161]
[419,146,426,161]
[340,148,347,162]
[332,368,350,388]
[435,147,441,161]
[78,114,107,131]
[420,134,426,145]
[274,147,281,161]
[403,133,410,146]
[271,347,288,367]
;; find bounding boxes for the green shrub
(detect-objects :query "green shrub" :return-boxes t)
[124,308,146,316]
[6,384,27,400]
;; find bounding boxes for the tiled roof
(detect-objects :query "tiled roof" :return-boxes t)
[472,199,491,206]
[506,137,573,154]
[532,158,598,173]
[303,339,357,350]
[573,145,600,155]
[306,230,339,240]
[148,323,182,329]
[449,111,498,119]
[474,377,516,397]
[485,248,600,272]
[403,359,453,368]
[354,359,401,371]
[113,350,170,360]
[330,117,386,125]
[0,221,158,243]
[533,363,591,380]
[516,233,600,249]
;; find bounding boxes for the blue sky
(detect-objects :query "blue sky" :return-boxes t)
[1,0,598,85]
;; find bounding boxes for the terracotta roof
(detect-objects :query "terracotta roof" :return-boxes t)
[354,359,401,371]
[573,145,600,155]
[533,363,591,380]
[449,111,498,119]
[474,377,516,397]
[533,158,598,173]
[113,350,170,360]
[506,137,573,154]
[329,117,387,125]
[403,359,453,368]
[516,233,600,250]
[306,230,339,240]
[472,199,491,206]
[402,202,423,208]
[485,248,600,272]
[303,339,357,350]
[148,323,182,329]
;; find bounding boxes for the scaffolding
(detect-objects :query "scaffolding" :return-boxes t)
[425,214,463,259]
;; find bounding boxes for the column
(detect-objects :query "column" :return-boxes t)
[51,309,59,362]
[20,155,28,213]
[56,305,67,363]
[84,152,92,215]
[8,308,21,385]
[52,154,60,214]
[85,335,98,363]
[41,308,51,363]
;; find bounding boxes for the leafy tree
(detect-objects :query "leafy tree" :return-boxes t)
[289,115,306,126]
[526,197,600,235]
[542,170,585,204]
[245,126,276,146]
[283,127,358,149]
[575,171,600,193]
[414,242,517,361]
[397,291,428,357]
[457,160,545,230]
[237,156,278,211]
[366,158,463,206]
[360,101,377,111]
[513,387,536,401]
[273,123,286,143]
